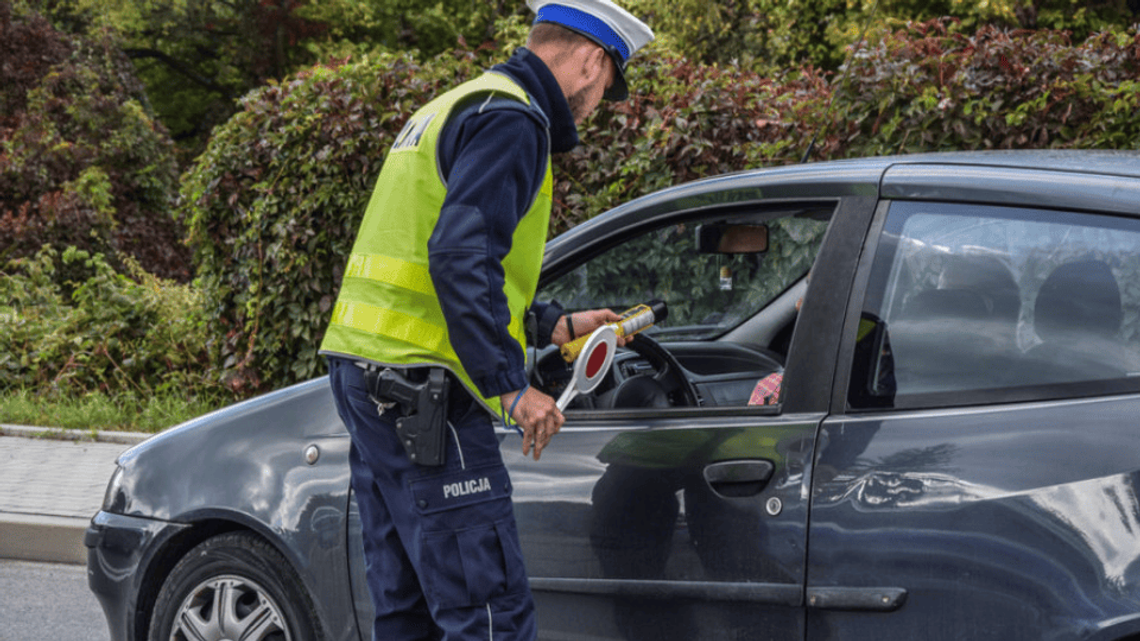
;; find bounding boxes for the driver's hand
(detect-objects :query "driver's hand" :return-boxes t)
[501,386,563,460]
[552,308,632,347]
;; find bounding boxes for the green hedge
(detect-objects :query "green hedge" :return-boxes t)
[184,25,1139,394]
[182,53,492,393]
[554,57,831,234]
[0,246,217,400]
[834,21,1140,156]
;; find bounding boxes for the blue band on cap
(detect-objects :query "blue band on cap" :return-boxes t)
[534,4,630,64]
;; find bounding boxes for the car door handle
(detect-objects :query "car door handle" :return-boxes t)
[703,460,774,498]
[807,587,908,612]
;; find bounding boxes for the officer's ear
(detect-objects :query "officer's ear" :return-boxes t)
[580,44,609,87]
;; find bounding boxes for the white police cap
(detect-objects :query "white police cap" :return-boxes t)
[527,0,654,100]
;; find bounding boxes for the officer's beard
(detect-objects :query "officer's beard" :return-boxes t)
[567,87,589,123]
[566,75,607,124]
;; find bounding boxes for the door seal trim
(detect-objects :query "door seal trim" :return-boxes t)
[529,577,802,606]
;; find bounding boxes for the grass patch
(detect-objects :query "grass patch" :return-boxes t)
[0,388,228,433]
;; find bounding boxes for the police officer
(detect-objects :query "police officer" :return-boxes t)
[320,1,653,638]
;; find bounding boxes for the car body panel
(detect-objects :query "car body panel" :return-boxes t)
[881,162,1140,215]
[807,157,1140,640]
[90,379,361,641]
[808,395,1140,641]
[507,411,821,640]
[86,512,189,641]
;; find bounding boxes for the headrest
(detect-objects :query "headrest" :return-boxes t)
[1035,259,1121,342]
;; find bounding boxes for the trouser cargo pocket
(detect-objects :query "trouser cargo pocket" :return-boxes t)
[412,464,527,609]
[422,519,527,608]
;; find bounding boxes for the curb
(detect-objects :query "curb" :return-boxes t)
[0,425,151,565]
[0,423,152,446]
[0,512,90,565]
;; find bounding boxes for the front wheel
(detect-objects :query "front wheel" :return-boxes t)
[148,531,321,641]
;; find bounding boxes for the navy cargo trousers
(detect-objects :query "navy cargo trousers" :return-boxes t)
[327,356,536,640]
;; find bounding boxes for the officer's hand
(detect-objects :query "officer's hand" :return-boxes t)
[502,386,563,460]
[552,308,632,347]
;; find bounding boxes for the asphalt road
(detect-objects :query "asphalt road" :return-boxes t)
[0,560,109,641]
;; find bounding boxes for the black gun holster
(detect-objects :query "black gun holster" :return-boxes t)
[363,367,449,467]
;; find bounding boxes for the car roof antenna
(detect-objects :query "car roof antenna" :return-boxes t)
[799,0,881,164]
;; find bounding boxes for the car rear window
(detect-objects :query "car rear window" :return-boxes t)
[850,201,1140,409]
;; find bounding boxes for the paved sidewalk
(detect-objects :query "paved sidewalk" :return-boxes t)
[0,425,150,564]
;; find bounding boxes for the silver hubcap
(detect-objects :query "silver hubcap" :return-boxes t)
[170,575,290,641]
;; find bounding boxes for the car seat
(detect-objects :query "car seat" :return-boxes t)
[890,255,1021,395]
[1025,259,1126,384]
[890,289,994,394]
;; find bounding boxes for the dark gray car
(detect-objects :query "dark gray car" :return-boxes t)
[88,151,1140,640]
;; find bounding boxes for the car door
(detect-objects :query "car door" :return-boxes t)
[807,166,1140,640]
[509,191,878,641]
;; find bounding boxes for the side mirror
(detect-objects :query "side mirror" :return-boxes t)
[696,223,769,254]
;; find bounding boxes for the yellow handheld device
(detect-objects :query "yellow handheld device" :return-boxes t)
[560,300,668,363]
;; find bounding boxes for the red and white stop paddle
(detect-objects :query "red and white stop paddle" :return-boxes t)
[556,325,617,411]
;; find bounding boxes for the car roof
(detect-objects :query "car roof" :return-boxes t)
[870,149,1140,177]
[699,149,1140,196]
[818,149,1140,176]
[546,150,1140,263]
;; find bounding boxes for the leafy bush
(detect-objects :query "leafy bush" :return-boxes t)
[1,2,71,122]
[625,0,852,71]
[0,4,187,281]
[834,20,1140,156]
[182,51,494,393]
[59,0,330,161]
[556,57,832,234]
[184,23,1140,395]
[181,47,832,392]
[298,0,524,58]
[625,0,1138,72]
[31,0,1137,163]
[43,0,528,161]
[0,246,222,404]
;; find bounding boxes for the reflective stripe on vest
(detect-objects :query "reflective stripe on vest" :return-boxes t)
[344,253,435,297]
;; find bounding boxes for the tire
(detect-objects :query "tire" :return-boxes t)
[148,531,322,641]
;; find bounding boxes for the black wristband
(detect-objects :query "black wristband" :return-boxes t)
[566,314,576,340]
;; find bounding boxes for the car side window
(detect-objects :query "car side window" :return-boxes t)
[534,210,828,411]
[541,213,826,341]
[850,201,1140,409]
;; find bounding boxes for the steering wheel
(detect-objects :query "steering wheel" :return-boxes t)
[616,333,702,408]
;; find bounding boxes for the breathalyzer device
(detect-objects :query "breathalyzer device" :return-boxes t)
[560,300,668,363]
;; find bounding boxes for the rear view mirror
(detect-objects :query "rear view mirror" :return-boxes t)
[697,223,769,254]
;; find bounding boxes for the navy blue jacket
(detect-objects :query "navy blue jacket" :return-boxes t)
[426,48,579,400]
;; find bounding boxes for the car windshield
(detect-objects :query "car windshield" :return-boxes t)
[540,211,829,340]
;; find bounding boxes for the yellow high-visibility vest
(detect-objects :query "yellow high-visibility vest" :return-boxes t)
[320,72,554,415]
